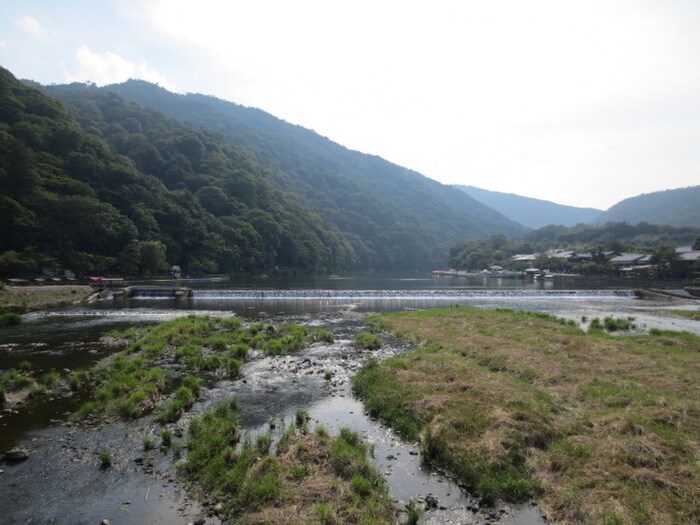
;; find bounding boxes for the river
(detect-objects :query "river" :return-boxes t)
[1,273,698,524]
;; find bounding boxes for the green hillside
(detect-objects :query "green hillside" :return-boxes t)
[0,66,355,276]
[74,79,526,268]
[594,186,700,227]
[455,185,602,228]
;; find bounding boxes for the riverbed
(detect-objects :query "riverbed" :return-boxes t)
[1,282,698,525]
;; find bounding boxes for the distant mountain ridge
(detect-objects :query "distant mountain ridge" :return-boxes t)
[593,185,700,228]
[454,185,603,229]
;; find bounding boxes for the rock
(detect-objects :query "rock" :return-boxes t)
[100,520,111,525]
[3,447,30,464]
[424,494,439,510]
[193,519,206,525]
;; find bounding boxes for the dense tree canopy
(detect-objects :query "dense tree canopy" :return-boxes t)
[0,67,357,276]
[65,79,526,270]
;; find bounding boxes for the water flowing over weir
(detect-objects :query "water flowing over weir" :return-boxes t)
[146,288,638,300]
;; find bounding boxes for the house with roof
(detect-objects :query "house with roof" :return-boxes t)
[609,253,655,277]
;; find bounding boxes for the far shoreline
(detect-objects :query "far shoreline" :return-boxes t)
[0,284,95,314]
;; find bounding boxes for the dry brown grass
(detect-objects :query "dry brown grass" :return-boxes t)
[0,284,93,312]
[363,308,700,524]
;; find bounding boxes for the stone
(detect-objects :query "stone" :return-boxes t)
[424,494,439,510]
[3,447,29,463]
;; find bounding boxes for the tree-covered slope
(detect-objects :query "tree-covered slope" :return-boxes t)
[455,185,602,229]
[83,80,526,268]
[594,186,700,227]
[0,66,354,276]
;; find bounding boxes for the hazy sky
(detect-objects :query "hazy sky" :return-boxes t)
[2,1,699,210]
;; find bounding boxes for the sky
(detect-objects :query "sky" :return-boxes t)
[1,0,699,210]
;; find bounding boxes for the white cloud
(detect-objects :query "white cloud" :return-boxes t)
[14,15,44,39]
[108,1,700,208]
[64,46,176,90]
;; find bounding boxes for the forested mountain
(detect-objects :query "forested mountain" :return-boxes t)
[521,221,699,249]
[455,185,602,229]
[594,186,700,227]
[0,66,358,275]
[48,79,525,269]
[1,64,526,277]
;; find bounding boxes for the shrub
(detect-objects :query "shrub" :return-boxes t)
[68,369,90,391]
[604,317,633,332]
[311,328,335,343]
[227,358,242,378]
[0,312,21,327]
[353,332,382,350]
[589,318,603,331]
[143,436,155,451]
[295,409,309,427]
[40,371,61,388]
[98,449,112,469]
[230,343,248,359]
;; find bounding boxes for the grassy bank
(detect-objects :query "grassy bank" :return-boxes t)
[663,309,700,321]
[181,400,396,524]
[70,315,333,422]
[0,284,94,313]
[353,307,700,524]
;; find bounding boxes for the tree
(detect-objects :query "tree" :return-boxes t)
[117,241,141,275]
[139,241,167,275]
[694,236,700,251]
[0,250,38,277]
[651,245,680,278]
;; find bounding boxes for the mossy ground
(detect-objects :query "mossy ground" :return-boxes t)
[353,307,700,524]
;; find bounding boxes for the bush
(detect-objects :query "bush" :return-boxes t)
[99,449,112,469]
[589,318,603,331]
[161,429,172,448]
[40,371,61,388]
[227,358,242,378]
[311,328,335,343]
[0,312,22,327]
[603,317,633,332]
[353,332,382,350]
[295,409,309,427]
[143,436,155,451]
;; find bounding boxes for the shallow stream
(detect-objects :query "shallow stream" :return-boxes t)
[1,282,698,525]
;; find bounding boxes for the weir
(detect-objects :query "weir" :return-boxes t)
[126,286,192,298]
[190,288,638,300]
